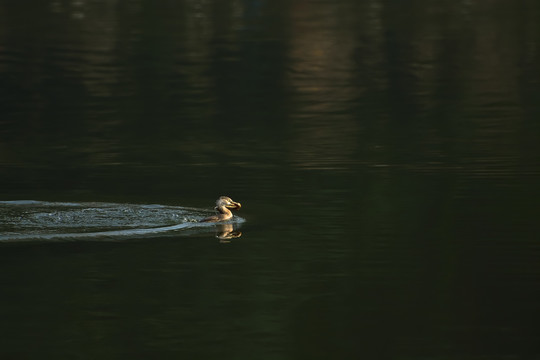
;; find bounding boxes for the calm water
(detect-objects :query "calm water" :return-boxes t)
[2,0,540,358]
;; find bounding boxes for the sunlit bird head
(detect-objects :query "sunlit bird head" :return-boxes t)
[216,196,241,210]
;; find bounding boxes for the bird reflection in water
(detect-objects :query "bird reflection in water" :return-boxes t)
[215,223,242,243]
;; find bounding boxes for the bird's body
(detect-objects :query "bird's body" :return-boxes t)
[200,196,241,223]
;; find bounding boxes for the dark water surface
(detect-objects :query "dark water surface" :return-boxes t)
[2,0,540,358]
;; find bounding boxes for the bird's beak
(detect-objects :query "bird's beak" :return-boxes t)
[226,201,241,210]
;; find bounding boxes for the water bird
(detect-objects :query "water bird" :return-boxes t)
[200,196,242,223]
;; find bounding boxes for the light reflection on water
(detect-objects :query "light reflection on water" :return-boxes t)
[1,0,540,359]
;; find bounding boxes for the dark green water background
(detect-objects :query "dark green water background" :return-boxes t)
[2,0,540,358]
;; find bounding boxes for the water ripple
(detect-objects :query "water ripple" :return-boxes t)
[0,200,244,242]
